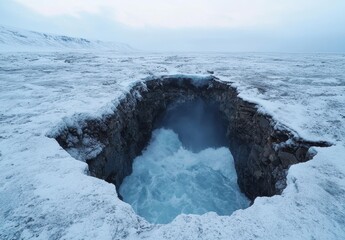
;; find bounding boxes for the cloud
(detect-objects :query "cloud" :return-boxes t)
[14,0,326,29]
[2,0,345,52]
[15,0,103,17]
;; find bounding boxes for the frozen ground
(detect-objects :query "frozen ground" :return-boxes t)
[1,50,345,239]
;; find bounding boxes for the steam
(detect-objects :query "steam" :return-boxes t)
[155,98,228,152]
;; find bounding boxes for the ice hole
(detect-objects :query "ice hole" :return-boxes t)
[119,99,250,224]
[53,76,329,225]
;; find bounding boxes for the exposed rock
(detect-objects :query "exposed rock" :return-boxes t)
[53,75,331,201]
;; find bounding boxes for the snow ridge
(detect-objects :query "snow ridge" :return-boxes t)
[0,25,134,52]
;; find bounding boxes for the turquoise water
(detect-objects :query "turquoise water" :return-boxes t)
[119,128,250,224]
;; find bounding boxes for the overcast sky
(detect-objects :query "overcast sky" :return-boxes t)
[1,0,345,52]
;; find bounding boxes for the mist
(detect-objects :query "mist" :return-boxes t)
[155,98,228,152]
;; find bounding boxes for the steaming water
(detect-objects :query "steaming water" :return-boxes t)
[155,99,228,152]
[119,128,250,224]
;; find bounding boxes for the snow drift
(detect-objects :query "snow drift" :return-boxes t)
[0,25,134,52]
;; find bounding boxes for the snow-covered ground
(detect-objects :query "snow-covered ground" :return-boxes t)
[1,50,345,239]
[0,26,134,52]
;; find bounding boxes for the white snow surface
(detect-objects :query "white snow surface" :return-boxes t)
[0,26,134,52]
[0,51,345,239]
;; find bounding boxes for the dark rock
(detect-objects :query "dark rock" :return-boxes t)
[295,146,309,162]
[278,151,298,167]
[259,116,270,129]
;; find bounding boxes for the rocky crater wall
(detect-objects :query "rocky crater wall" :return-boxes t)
[54,75,330,201]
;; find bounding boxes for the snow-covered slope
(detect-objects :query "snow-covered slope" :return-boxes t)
[0,26,134,52]
[0,52,345,239]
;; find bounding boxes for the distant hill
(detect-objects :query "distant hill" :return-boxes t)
[0,25,135,52]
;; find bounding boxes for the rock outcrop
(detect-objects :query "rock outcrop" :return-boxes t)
[54,75,330,201]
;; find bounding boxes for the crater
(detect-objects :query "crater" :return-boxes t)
[52,75,330,223]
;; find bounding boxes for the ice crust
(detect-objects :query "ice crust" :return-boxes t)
[120,129,249,224]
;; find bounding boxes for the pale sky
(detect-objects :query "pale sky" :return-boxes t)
[1,0,345,52]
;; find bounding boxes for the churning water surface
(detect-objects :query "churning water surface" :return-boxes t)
[119,99,249,224]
